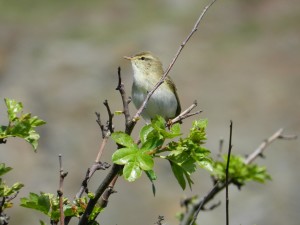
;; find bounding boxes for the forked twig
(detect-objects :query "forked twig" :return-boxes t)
[180,128,297,225]
[78,1,217,224]
[132,0,217,123]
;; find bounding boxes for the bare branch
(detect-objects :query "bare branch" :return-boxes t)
[170,101,202,124]
[58,154,68,225]
[244,129,297,165]
[225,121,233,225]
[132,0,217,123]
[180,128,297,225]
[116,67,131,127]
[78,1,218,224]
[103,100,114,134]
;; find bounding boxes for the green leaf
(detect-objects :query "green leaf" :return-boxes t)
[140,124,154,143]
[170,123,181,134]
[20,192,51,216]
[167,154,196,190]
[212,155,272,187]
[111,131,137,148]
[150,116,181,139]
[3,182,24,196]
[39,220,47,225]
[5,98,23,121]
[137,153,154,171]
[145,170,157,196]
[0,163,12,176]
[140,138,164,152]
[123,162,142,182]
[112,146,153,182]
[1,98,46,150]
[189,119,208,144]
[112,148,138,165]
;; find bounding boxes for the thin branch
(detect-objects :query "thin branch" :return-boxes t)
[103,100,114,134]
[79,1,218,224]
[58,154,67,225]
[98,175,118,209]
[244,128,297,165]
[116,67,131,127]
[78,164,122,225]
[170,100,202,124]
[95,112,107,138]
[225,121,233,225]
[131,0,217,124]
[180,128,297,225]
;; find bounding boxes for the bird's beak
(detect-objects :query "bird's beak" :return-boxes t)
[123,56,132,60]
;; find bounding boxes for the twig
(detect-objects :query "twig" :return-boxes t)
[180,128,297,225]
[170,100,202,124]
[154,215,165,225]
[103,100,114,134]
[225,121,233,225]
[58,154,68,225]
[244,128,297,165]
[116,67,131,128]
[95,111,109,139]
[98,175,118,209]
[78,164,122,225]
[131,0,217,124]
[79,1,217,224]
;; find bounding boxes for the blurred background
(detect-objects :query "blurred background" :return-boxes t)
[0,0,299,224]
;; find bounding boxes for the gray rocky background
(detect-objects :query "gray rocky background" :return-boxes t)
[0,0,299,224]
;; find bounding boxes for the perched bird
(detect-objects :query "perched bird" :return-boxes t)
[124,51,181,122]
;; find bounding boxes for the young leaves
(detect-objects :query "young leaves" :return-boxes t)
[111,132,154,182]
[212,155,272,187]
[165,119,212,190]
[20,192,101,223]
[111,116,212,191]
[0,163,24,210]
[111,116,181,183]
[0,98,46,150]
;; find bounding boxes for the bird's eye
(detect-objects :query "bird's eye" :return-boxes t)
[140,57,145,60]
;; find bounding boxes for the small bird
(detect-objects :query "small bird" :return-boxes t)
[124,51,181,122]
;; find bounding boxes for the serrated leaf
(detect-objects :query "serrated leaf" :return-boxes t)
[170,123,181,134]
[5,98,23,121]
[212,155,271,186]
[197,158,213,172]
[20,192,51,216]
[3,182,24,196]
[29,116,46,127]
[123,162,142,182]
[111,131,136,148]
[168,154,196,190]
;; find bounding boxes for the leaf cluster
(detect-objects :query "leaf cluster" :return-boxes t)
[20,192,102,225]
[112,117,213,190]
[0,163,24,210]
[0,98,46,150]
[212,155,272,187]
